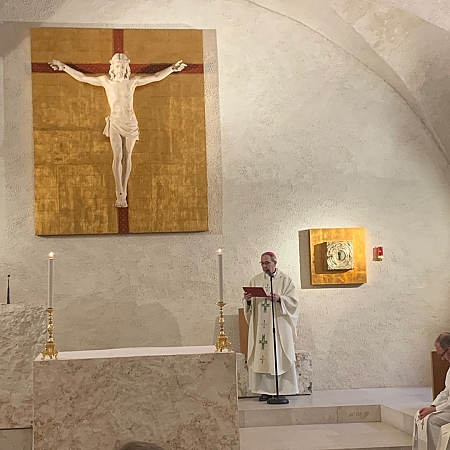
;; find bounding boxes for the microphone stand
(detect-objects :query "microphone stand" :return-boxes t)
[6,275,10,304]
[266,270,289,405]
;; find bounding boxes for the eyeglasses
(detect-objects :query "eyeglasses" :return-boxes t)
[260,261,274,266]
[439,348,449,358]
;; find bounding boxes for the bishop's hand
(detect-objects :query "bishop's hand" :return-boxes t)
[270,293,281,302]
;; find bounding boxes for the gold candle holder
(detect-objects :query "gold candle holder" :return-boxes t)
[215,301,232,352]
[41,307,59,360]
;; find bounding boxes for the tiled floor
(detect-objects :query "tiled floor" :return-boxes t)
[238,387,432,450]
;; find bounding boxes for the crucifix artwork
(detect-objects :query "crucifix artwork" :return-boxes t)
[49,55,186,208]
[31,28,209,236]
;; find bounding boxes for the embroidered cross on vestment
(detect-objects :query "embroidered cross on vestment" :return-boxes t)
[259,334,268,350]
[261,298,270,312]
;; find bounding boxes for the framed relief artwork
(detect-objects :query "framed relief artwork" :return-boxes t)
[309,227,367,285]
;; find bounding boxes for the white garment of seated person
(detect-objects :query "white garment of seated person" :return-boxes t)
[437,423,450,450]
[413,354,450,450]
[413,410,439,450]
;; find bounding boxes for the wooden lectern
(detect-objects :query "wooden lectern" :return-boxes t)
[238,308,248,358]
[431,350,449,399]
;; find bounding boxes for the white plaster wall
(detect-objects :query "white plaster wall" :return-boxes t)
[1,0,450,390]
[331,0,450,162]
[247,0,450,170]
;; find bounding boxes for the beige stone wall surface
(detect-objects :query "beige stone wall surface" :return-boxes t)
[0,305,46,428]
[0,429,32,450]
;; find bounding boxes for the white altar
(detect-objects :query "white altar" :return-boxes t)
[33,345,239,450]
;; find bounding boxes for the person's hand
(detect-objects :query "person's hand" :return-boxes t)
[49,60,65,71]
[244,292,252,301]
[270,293,280,302]
[418,406,436,419]
[172,60,187,72]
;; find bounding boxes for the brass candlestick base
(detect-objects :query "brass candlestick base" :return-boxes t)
[215,301,232,353]
[41,307,59,360]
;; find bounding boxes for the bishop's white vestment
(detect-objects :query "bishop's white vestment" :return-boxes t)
[243,270,299,395]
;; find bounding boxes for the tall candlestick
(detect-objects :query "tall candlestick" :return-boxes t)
[48,252,54,308]
[216,249,224,302]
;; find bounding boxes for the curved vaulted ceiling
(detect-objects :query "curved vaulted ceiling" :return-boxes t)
[248,0,450,160]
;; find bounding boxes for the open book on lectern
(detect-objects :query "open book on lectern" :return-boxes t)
[242,286,268,297]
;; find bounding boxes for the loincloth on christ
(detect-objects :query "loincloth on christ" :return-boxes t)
[103,116,139,140]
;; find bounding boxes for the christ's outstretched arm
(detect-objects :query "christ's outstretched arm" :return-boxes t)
[134,60,187,86]
[49,60,106,86]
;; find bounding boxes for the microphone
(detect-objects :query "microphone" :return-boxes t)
[265,269,274,278]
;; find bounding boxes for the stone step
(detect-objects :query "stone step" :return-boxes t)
[238,389,423,437]
[239,422,412,450]
[239,401,382,428]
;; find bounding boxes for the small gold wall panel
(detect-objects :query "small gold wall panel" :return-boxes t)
[309,227,367,285]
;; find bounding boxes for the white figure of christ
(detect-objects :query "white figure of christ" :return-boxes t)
[49,54,186,207]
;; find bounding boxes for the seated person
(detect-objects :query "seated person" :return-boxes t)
[413,332,450,450]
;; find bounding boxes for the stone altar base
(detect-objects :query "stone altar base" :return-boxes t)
[33,346,239,450]
[0,304,46,429]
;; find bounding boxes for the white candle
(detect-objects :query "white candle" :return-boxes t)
[216,249,224,301]
[48,252,54,309]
